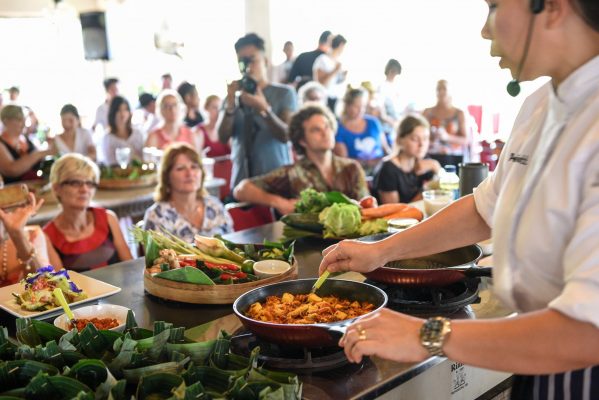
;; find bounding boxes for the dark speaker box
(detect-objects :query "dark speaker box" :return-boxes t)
[80,11,110,61]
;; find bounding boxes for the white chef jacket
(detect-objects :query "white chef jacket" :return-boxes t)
[474,55,599,328]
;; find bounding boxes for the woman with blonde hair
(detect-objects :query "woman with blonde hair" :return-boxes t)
[373,115,441,204]
[43,154,132,270]
[145,90,202,153]
[143,143,232,242]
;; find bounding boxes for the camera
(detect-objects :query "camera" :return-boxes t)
[0,184,29,211]
[237,56,257,95]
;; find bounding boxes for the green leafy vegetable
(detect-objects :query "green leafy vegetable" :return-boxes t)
[318,203,362,238]
[358,218,388,236]
[294,188,330,213]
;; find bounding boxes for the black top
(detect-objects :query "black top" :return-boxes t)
[287,49,325,84]
[373,160,434,203]
[184,110,204,128]
[0,135,39,184]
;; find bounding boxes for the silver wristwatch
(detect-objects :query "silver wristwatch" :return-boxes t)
[419,317,452,357]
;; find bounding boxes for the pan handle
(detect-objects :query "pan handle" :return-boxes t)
[463,266,493,278]
[326,321,352,339]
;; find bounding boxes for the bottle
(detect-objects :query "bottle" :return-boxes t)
[440,165,460,200]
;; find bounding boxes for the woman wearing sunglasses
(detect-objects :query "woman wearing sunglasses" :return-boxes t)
[44,154,132,270]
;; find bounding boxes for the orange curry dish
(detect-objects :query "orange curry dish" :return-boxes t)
[246,292,375,324]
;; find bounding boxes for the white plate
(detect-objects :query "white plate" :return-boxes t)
[0,271,121,319]
[54,304,130,332]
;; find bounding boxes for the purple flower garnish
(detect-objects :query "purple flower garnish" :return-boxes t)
[69,281,83,293]
[37,266,54,273]
[51,269,70,279]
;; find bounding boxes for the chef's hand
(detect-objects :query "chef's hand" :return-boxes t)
[239,86,270,114]
[272,197,297,216]
[319,240,386,275]
[340,309,428,363]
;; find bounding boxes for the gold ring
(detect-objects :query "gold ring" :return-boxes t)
[358,330,367,341]
[357,324,363,332]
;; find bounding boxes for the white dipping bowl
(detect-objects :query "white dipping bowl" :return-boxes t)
[253,260,291,279]
[54,304,131,332]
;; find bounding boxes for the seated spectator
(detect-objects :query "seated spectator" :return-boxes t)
[0,176,62,287]
[143,143,233,242]
[100,96,144,165]
[373,115,441,204]
[197,95,231,158]
[178,82,204,128]
[132,93,160,136]
[93,78,119,134]
[146,90,201,153]
[0,105,57,184]
[297,81,327,106]
[422,79,468,166]
[55,104,96,160]
[44,154,132,271]
[333,88,391,174]
[234,104,369,215]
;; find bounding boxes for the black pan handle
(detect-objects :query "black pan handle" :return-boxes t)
[462,267,493,278]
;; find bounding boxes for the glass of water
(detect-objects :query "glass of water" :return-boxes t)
[115,147,131,169]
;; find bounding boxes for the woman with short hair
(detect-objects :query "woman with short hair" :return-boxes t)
[44,154,132,270]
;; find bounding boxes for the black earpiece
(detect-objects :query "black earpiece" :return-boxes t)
[530,0,545,14]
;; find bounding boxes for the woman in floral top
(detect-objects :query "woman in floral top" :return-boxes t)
[143,143,233,242]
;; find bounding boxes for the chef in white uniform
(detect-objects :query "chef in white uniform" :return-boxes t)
[319,0,599,398]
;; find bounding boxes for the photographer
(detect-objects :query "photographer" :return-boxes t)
[218,33,298,191]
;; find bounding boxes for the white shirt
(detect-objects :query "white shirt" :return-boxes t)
[93,102,109,131]
[474,55,599,327]
[55,127,94,157]
[100,128,144,165]
[313,53,345,99]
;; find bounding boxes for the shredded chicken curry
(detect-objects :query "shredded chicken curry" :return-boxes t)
[246,292,375,324]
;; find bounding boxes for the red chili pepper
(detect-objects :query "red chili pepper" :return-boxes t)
[220,273,236,281]
[233,271,247,279]
[206,261,239,271]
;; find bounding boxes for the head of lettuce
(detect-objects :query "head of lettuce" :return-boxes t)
[318,203,362,238]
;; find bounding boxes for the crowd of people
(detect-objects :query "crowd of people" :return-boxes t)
[0,28,476,284]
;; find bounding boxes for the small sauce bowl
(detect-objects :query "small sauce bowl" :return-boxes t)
[253,260,291,279]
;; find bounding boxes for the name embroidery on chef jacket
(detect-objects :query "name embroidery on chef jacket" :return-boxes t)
[508,153,529,165]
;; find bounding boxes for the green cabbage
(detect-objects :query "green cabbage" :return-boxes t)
[318,203,362,238]
[358,218,388,236]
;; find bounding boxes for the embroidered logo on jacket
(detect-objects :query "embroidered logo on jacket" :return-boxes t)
[508,153,529,165]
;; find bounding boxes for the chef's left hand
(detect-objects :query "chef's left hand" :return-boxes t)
[340,308,429,363]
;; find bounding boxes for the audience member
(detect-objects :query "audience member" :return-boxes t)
[93,78,119,133]
[218,33,298,190]
[288,31,332,88]
[377,59,405,130]
[313,34,348,112]
[161,73,173,90]
[0,105,57,184]
[146,90,201,152]
[234,104,369,215]
[334,88,390,174]
[55,104,96,160]
[422,79,468,166]
[0,177,61,287]
[177,82,204,128]
[132,93,160,136]
[143,143,232,242]
[271,41,295,84]
[297,81,328,106]
[198,95,230,158]
[101,96,144,165]
[7,86,38,135]
[44,154,132,271]
[373,114,441,204]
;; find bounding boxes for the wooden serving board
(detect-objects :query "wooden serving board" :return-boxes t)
[143,259,298,304]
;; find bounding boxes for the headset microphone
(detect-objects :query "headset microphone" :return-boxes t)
[506,0,545,97]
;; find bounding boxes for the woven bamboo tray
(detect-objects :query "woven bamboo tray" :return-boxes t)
[143,259,298,304]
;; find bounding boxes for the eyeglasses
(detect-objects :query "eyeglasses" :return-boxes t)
[60,180,98,189]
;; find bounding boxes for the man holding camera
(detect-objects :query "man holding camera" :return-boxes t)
[218,33,298,192]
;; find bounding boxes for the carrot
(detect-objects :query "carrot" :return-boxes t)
[382,207,424,221]
[360,203,409,219]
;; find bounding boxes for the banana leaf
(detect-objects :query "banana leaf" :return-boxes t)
[15,318,41,347]
[257,386,286,400]
[155,267,215,286]
[33,340,66,368]
[31,319,67,343]
[122,358,188,384]
[247,369,302,400]
[0,360,59,390]
[166,340,216,365]
[137,328,171,360]
[78,323,112,359]
[136,373,185,400]
[107,338,138,376]
[24,372,92,399]
[184,365,232,394]
[0,327,17,361]
[67,359,108,391]
[180,381,208,400]
[58,329,79,351]
[109,379,127,400]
